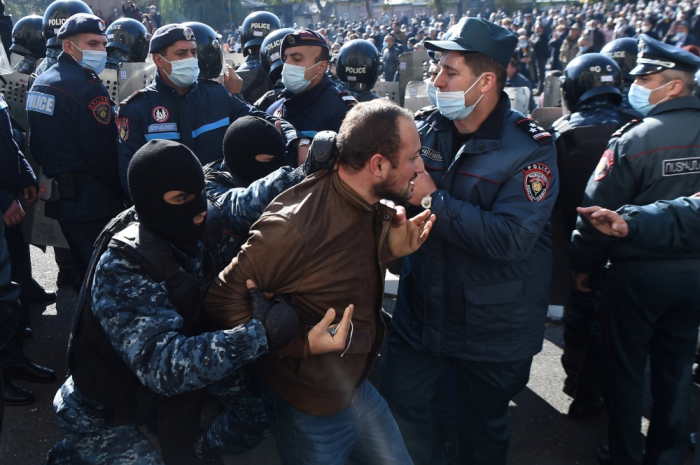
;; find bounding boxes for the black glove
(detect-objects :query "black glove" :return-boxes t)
[248,287,300,352]
[303,131,338,175]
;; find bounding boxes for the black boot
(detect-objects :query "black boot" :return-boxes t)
[3,377,34,406]
[2,338,55,383]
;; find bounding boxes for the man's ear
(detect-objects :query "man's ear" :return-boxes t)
[368,153,388,178]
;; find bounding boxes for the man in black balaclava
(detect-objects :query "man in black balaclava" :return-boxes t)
[48,139,305,464]
[128,140,208,256]
[224,117,287,186]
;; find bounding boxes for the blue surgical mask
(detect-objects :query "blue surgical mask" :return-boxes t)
[71,42,107,74]
[281,61,321,93]
[426,80,437,106]
[519,40,528,48]
[579,45,588,52]
[159,56,199,88]
[436,73,484,121]
[628,81,671,116]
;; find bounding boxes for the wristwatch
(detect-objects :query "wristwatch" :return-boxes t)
[298,138,312,147]
[421,194,432,209]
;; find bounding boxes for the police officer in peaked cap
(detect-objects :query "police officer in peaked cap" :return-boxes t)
[266,28,358,166]
[570,34,700,465]
[116,23,301,196]
[27,13,126,282]
[381,17,559,464]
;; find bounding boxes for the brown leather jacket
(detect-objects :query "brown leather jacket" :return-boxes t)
[205,169,393,416]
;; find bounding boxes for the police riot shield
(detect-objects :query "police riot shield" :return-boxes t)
[98,68,119,104]
[117,62,156,108]
[531,107,565,130]
[542,73,562,108]
[397,50,429,106]
[0,71,31,128]
[224,52,245,70]
[371,81,400,104]
[504,86,531,116]
[403,80,431,113]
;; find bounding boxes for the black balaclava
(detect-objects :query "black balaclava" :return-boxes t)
[223,116,287,185]
[128,140,207,257]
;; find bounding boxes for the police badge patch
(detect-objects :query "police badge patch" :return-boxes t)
[152,106,169,123]
[522,163,553,202]
[594,149,615,181]
[117,116,130,141]
[184,27,194,40]
[88,96,111,125]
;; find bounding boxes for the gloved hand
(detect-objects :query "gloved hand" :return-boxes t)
[303,131,338,175]
[247,280,300,352]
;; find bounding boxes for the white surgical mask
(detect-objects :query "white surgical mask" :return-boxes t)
[70,41,107,74]
[159,56,199,88]
[426,80,437,106]
[436,73,484,121]
[281,61,321,93]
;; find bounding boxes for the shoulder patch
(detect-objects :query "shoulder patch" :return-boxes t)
[117,116,130,141]
[414,105,438,120]
[522,163,553,202]
[594,149,615,181]
[119,90,146,106]
[516,118,552,146]
[611,119,640,138]
[26,91,56,115]
[338,90,358,107]
[88,96,112,125]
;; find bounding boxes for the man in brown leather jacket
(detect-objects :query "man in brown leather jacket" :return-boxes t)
[205,99,434,465]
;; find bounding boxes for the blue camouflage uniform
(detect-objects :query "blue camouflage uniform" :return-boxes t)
[27,52,126,276]
[116,74,299,193]
[48,166,306,464]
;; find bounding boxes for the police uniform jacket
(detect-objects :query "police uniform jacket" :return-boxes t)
[0,94,35,215]
[267,75,354,163]
[27,53,124,222]
[570,95,700,273]
[392,94,559,362]
[116,74,298,194]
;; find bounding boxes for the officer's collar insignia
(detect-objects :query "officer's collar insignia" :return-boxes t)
[184,27,194,41]
[98,20,106,32]
[522,163,553,202]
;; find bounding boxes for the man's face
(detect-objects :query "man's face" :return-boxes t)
[65,33,107,62]
[434,51,482,108]
[372,117,424,203]
[283,45,326,82]
[569,28,580,39]
[634,73,674,105]
[154,40,197,77]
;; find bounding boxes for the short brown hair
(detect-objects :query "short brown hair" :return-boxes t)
[460,51,507,93]
[337,100,413,171]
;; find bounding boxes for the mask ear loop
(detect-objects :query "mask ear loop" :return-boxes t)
[340,320,353,357]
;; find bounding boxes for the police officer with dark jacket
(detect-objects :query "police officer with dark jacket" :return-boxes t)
[336,39,381,102]
[10,15,45,75]
[505,53,536,113]
[569,35,700,465]
[117,24,300,194]
[381,18,558,465]
[0,220,19,434]
[254,27,294,112]
[266,28,356,166]
[27,13,126,281]
[104,18,150,70]
[237,12,280,104]
[35,0,93,76]
[550,53,630,421]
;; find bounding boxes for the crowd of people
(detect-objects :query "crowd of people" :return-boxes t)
[0,0,699,464]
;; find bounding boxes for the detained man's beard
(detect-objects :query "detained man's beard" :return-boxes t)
[372,171,415,204]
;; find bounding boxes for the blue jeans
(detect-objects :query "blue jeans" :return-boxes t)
[260,380,413,465]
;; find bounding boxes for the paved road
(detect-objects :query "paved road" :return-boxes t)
[0,246,697,464]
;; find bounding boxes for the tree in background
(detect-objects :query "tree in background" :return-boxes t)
[160,0,244,31]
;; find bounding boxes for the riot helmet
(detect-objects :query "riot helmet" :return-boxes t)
[182,21,223,79]
[600,38,637,82]
[241,11,280,57]
[106,18,150,67]
[336,39,380,91]
[260,27,294,83]
[43,0,92,49]
[560,53,622,112]
[11,15,46,58]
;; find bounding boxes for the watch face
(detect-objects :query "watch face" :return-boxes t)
[421,196,432,209]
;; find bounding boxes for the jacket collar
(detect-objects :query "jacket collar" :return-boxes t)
[58,51,82,68]
[331,169,394,220]
[648,95,700,117]
[283,74,334,102]
[154,72,198,97]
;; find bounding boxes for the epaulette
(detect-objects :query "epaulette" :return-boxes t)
[611,119,640,138]
[414,105,438,120]
[516,118,552,146]
[119,89,146,106]
[338,90,358,107]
